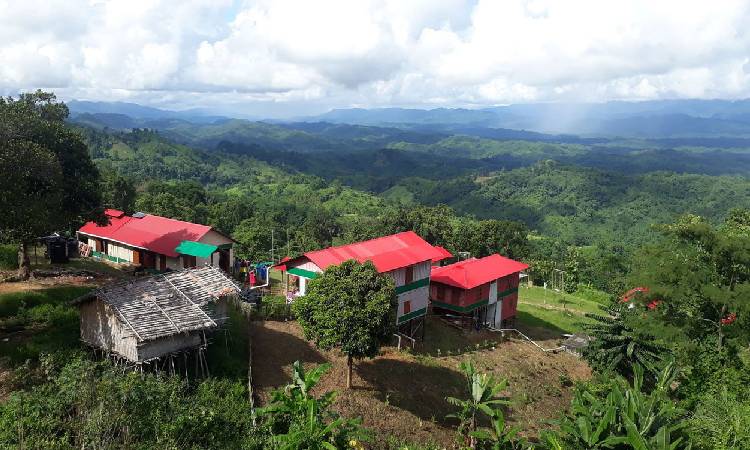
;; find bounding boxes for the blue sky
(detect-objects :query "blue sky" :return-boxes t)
[1,0,749,117]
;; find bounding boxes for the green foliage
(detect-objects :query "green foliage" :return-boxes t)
[100,169,137,213]
[0,354,262,449]
[293,260,395,387]
[583,304,670,381]
[631,211,750,346]
[470,409,528,450]
[446,361,515,448]
[0,244,16,269]
[452,218,530,260]
[259,361,366,449]
[551,364,688,450]
[0,91,103,243]
[688,388,750,450]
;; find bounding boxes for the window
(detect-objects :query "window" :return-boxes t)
[404,265,414,284]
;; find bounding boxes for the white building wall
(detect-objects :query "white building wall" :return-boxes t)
[292,259,323,274]
[198,230,235,267]
[397,286,430,323]
[106,242,133,262]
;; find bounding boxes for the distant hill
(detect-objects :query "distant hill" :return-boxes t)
[305,99,750,138]
[67,100,230,125]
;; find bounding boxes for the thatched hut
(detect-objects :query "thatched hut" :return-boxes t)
[73,266,241,365]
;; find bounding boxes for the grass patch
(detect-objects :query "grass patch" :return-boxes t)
[206,301,250,380]
[31,257,131,279]
[516,306,594,335]
[0,286,90,364]
[519,286,605,315]
[0,286,90,318]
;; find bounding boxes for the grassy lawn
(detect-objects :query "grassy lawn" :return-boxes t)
[516,286,602,334]
[31,257,132,279]
[0,286,91,364]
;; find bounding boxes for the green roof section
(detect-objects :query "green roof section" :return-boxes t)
[175,240,217,258]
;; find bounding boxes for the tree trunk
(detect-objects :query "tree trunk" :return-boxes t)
[346,354,353,389]
[17,242,30,281]
[469,414,477,449]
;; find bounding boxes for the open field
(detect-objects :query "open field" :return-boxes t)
[251,318,590,448]
[516,286,603,334]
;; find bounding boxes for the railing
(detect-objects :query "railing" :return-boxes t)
[393,333,416,350]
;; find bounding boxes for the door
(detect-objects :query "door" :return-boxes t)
[219,250,229,272]
[132,250,141,265]
[159,255,167,271]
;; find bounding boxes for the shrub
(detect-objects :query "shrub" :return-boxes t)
[0,244,16,270]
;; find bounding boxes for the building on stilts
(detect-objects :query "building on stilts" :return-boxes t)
[72,266,241,374]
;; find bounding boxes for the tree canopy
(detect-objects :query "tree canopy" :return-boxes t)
[293,260,395,388]
[0,91,102,277]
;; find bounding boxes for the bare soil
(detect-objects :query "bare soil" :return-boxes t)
[251,318,590,449]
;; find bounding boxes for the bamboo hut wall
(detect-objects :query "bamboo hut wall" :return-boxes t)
[79,298,139,361]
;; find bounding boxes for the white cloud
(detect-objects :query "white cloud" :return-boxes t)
[1,0,749,115]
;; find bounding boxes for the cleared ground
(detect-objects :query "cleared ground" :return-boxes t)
[251,318,590,449]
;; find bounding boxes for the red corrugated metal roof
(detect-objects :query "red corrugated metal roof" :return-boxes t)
[432,246,453,262]
[78,209,212,258]
[301,231,451,273]
[430,254,529,290]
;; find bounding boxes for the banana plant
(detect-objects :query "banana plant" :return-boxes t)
[549,362,689,450]
[469,409,529,450]
[447,361,512,449]
[259,361,367,450]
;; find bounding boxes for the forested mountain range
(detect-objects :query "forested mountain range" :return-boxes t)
[72,103,750,266]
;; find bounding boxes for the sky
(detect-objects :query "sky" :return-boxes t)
[2,0,750,118]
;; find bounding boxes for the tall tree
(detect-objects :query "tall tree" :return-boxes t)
[293,260,395,389]
[0,91,102,278]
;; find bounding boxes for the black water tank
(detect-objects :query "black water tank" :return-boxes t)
[48,240,69,263]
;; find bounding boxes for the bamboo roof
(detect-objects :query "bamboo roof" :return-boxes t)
[76,266,241,342]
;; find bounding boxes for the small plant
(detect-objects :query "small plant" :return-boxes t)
[446,361,511,449]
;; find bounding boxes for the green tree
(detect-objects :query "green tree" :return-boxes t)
[293,260,395,389]
[632,212,750,349]
[100,170,136,214]
[471,220,529,259]
[0,91,102,278]
[233,217,277,262]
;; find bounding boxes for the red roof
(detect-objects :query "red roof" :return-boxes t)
[79,209,213,257]
[430,254,528,290]
[432,246,453,262]
[301,231,451,273]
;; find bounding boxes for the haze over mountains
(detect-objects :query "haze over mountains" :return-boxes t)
[69,98,750,140]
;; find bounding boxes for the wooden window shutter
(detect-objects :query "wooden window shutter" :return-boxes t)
[404,265,414,284]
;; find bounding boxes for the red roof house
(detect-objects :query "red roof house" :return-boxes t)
[430,254,528,328]
[77,209,235,272]
[278,231,451,329]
